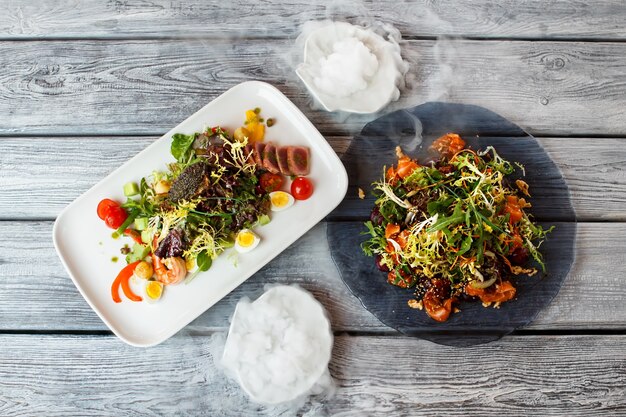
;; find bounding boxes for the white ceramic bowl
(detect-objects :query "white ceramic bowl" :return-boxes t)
[222,285,333,404]
[296,21,405,113]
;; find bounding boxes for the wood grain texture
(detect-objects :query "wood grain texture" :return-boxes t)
[0,39,625,136]
[0,221,623,332]
[0,333,624,416]
[1,136,625,221]
[1,0,625,40]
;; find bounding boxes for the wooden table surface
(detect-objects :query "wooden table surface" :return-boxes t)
[1,1,625,415]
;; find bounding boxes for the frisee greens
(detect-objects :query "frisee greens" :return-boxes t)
[361,135,553,320]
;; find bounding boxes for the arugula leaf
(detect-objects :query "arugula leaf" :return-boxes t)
[457,235,473,256]
[427,196,454,216]
[427,201,440,216]
[427,202,464,233]
[476,232,485,263]
[171,133,196,162]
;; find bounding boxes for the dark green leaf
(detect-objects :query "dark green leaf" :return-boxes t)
[427,201,441,216]
[196,250,213,272]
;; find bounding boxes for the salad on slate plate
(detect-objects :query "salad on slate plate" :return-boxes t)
[362,133,553,322]
[96,108,314,304]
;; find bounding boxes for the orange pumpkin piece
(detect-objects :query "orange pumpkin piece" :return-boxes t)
[423,294,454,322]
[396,157,419,179]
[385,223,401,239]
[503,195,524,223]
[465,280,517,303]
[430,133,466,158]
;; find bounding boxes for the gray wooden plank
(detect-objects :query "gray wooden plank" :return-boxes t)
[0,136,624,221]
[1,0,625,40]
[540,138,626,221]
[0,39,625,136]
[0,333,623,416]
[0,221,623,332]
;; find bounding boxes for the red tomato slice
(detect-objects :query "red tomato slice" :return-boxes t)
[104,205,128,229]
[97,198,119,220]
[291,177,313,200]
[259,172,284,193]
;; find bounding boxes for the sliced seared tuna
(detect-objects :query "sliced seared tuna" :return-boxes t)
[244,144,254,164]
[276,146,292,176]
[262,142,281,174]
[254,142,266,167]
[287,146,310,176]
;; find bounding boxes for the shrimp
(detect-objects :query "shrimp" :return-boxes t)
[152,254,187,285]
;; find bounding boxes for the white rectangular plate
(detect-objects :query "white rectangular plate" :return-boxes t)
[53,81,348,347]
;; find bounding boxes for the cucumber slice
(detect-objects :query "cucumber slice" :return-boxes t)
[134,217,149,230]
[123,182,140,196]
[257,214,271,226]
[141,230,152,244]
[125,243,151,264]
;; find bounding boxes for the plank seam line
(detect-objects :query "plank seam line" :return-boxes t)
[0,329,625,337]
[407,35,626,43]
[0,35,626,44]
[2,133,626,139]
[337,329,626,337]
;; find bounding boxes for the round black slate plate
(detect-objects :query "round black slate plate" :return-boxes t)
[327,102,576,346]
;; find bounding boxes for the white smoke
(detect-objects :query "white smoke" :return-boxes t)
[169,285,336,416]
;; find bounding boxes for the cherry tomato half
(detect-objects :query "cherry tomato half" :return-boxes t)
[104,205,128,229]
[97,198,119,220]
[290,177,313,200]
[259,172,284,193]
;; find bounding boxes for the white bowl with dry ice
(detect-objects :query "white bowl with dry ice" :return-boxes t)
[296,21,407,113]
[221,285,333,404]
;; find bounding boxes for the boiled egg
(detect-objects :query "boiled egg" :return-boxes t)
[269,191,295,212]
[144,280,163,303]
[235,229,261,253]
